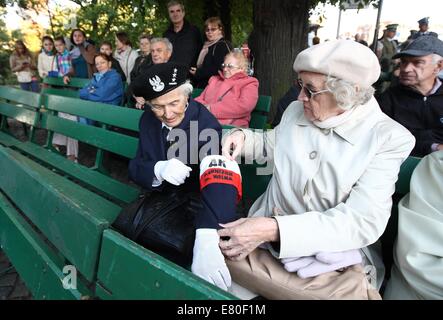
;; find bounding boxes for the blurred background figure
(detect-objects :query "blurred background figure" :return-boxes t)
[410,17,439,40]
[9,40,39,92]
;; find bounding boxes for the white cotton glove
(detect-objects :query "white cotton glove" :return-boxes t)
[282,249,363,279]
[154,158,192,186]
[191,229,232,291]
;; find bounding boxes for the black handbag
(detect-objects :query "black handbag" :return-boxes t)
[113,190,201,267]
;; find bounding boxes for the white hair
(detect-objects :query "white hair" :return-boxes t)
[177,80,193,97]
[150,37,173,53]
[431,53,443,64]
[325,76,375,110]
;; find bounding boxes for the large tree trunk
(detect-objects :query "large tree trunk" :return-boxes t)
[249,0,310,121]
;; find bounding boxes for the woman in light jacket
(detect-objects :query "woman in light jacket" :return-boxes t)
[9,40,39,92]
[37,36,58,80]
[195,50,258,127]
[192,40,416,300]
[113,31,139,84]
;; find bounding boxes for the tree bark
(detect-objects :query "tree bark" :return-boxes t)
[249,0,310,120]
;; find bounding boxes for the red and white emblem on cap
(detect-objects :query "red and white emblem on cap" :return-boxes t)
[199,155,242,201]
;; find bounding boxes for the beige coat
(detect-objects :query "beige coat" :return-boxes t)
[236,97,415,289]
[384,151,443,299]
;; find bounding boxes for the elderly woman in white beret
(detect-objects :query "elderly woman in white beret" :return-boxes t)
[209,40,416,300]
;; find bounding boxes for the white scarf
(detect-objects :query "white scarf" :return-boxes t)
[313,105,357,129]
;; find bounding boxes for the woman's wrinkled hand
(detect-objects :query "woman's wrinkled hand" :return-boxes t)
[218,217,279,261]
[222,130,245,161]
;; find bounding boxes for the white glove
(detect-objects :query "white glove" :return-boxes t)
[282,249,363,279]
[154,158,192,186]
[191,229,231,291]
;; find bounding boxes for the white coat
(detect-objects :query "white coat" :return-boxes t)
[114,47,139,84]
[384,151,443,299]
[37,52,58,79]
[238,97,415,289]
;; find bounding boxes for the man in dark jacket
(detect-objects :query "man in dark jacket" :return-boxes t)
[377,35,443,157]
[163,1,203,69]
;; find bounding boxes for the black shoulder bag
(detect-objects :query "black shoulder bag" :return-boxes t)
[113,189,202,268]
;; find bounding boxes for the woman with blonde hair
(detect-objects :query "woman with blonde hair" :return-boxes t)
[190,17,232,88]
[9,40,39,92]
[195,50,259,127]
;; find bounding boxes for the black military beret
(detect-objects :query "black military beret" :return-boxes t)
[132,62,188,101]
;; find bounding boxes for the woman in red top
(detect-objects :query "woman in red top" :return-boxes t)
[195,50,259,127]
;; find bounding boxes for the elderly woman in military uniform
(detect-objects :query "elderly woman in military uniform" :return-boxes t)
[124,62,242,271]
[195,40,416,299]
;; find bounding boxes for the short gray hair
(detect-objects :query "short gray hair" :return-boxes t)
[150,37,173,53]
[177,81,193,97]
[431,53,443,64]
[326,76,375,110]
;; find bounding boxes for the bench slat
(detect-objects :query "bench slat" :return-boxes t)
[43,95,142,131]
[97,230,237,300]
[43,77,89,89]
[0,86,41,108]
[41,113,138,159]
[41,87,80,99]
[14,141,140,204]
[0,102,39,126]
[0,191,92,299]
[0,146,121,281]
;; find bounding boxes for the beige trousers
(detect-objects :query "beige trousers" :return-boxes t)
[226,248,381,300]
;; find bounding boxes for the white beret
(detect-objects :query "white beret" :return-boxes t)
[293,39,381,87]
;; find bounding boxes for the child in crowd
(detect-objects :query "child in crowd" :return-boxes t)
[52,36,79,163]
[37,36,58,80]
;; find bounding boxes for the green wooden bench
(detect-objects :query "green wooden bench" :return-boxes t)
[43,76,90,89]
[0,86,236,300]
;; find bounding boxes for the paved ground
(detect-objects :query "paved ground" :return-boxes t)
[0,250,32,300]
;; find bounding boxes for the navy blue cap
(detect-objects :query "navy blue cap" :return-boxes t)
[418,17,429,25]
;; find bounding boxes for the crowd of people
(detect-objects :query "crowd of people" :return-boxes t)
[7,1,443,300]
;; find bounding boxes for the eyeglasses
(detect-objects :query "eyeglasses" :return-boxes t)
[221,63,240,70]
[297,79,330,100]
[205,27,219,33]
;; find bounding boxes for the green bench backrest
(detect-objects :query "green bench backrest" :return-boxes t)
[250,95,271,129]
[41,94,142,159]
[43,76,90,89]
[41,87,80,99]
[0,146,121,282]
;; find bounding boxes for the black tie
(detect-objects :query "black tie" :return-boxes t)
[162,126,170,157]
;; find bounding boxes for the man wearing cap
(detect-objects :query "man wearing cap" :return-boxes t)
[411,17,438,40]
[129,62,242,289]
[377,35,443,157]
[375,24,400,93]
[217,40,414,299]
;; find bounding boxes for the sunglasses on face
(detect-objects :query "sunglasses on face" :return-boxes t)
[297,79,330,100]
[205,27,219,33]
[221,63,240,70]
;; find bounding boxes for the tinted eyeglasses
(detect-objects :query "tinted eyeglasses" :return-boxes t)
[297,79,330,100]
[205,27,219,33]
[221,63,240,70]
